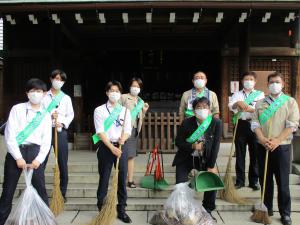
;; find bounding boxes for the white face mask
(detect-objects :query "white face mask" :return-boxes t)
[194,79,206,89]
[130,87,140,96]
[269,83,282,95]
[27,92,44,105]
[195,109,210,120]
[243,80,255,90]
[52,80,64,90]
[108,91,121,103]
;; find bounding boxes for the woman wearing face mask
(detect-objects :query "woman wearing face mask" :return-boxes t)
[120,77,149,188]
[179,71,220,123]
[42,69,74,202]
[0,78,52,225]
[93,81,132,223]
[173,97,222,222]
[251,72,299,225]
[228,71,264,191]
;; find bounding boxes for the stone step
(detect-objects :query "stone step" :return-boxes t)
[2,172,299,186]
[60,198,300,212]
[41,158,249,174]
[8,183,300,199]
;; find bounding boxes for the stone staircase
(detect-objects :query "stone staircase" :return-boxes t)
[1,143,300,213]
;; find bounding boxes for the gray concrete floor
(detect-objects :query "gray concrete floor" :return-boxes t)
[56,210,300,225]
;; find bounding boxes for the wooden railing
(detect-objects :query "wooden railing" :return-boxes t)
[139,112,180,152]
[74,112,181,152]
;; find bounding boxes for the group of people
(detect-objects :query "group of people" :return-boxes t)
[0,70,74,225]
[0,69,298,225]
[175,71,299,225]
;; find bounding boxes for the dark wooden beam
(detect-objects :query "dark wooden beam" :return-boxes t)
[239,21,250,76]
[222,47,297,57]
[0,2,300,12]
[61,24,80,46]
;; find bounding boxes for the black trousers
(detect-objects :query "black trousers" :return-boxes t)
[44,128,69,197]
[257,144,291,217]
[175,155,217,212]
[0,145,48,225]
[97,142,128,214]
[235,120,259,186]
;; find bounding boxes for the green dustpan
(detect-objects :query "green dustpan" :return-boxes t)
[190,171,225,192]
[140,175,169,190]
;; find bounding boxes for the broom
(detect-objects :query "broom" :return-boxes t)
[50,117,65,216]
[220,115,250,204]
[250,120,273,224]
[87,107,128,225]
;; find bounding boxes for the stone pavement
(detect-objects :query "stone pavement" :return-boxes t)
[56,210,300,225]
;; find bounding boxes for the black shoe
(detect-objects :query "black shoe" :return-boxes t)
[208,212,217,223]
[127,181,136,188]
[249,183,260,191]
[235,183,245,189]
[268,210,274,216]
[118,212,132,223]
[281,215,292,225]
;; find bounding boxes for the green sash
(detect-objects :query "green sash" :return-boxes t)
[131,97,144,121]
[186,115,213,144]
[46,91,65,112]
[92,103,123,144]
[16,91,65,145]
[259,94,290,125]
[185,90,205,117]
[232,90,262,125]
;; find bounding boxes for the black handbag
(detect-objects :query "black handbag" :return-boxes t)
[0,122,6,135]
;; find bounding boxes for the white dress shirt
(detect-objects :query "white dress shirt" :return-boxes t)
[42,90,74,129]
[94,101,132,142]
[4,102,52,163]
[228,89,265,120]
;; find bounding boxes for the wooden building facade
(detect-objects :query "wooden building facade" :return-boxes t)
[0,0,300,150]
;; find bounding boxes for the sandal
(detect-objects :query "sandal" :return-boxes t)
[127,181,136,188]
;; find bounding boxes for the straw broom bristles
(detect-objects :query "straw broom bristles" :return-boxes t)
[50,162,65,216]
[87,160,120,225]
[220,118,251,204]
[251,207,272,224]
[50,119,65,216]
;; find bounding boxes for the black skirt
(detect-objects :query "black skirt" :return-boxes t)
[123,128,139,158]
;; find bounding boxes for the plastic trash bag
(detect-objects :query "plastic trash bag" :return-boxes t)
[158,183,216,225]
[5,168,58,225]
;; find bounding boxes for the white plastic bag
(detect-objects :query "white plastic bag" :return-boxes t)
[161,183,216,225]
[5,168,58,225]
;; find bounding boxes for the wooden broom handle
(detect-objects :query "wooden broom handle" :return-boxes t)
[54,117,58,159]
[261,119,273,205]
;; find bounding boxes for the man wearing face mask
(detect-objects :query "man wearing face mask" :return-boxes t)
[179,71,220,123]
[120,77,149,188]
[228,71,264,190]
[251,72,299,225]
[42,69,74,202]
[173,97,222,221]
[93,81,132,223]
[0,79,52,225]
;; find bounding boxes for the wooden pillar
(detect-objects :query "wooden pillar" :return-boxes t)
[0,63,3,121]
[239,22,250,76]
[294,12,300,105]
[221,56,231,138]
